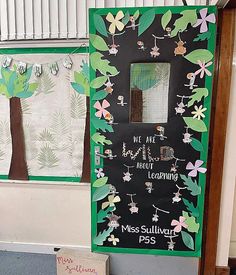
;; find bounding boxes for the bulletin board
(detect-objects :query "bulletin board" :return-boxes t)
[0,47,89,183]
[90,6,217,256]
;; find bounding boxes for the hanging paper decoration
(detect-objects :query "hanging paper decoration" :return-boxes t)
[2,55,12,68]
[50,62,59,76]
[33,64,42,77]
[17,61,27,75]
[63,55,73,69]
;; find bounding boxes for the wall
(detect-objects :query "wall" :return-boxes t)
[216,29,236,265]
[0,182,91,253]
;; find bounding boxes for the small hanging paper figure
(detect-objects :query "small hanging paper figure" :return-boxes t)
[2,56,12,68]
[145,182,154,193]
[184,73,198,90]
[109,34,120,56]
[183,127,192,144]
[126,11,139,30]
[174,32,186,56]
[155,126,167,140]
[123,164,134,182]
[127,194,139,214]
[164,235,178,251]
[95,149,117,160]
[170,156,185,173]
[152,204,170,223]
[150,34,163,58]
[175,102,185,115]
[104,149,117,160]
[63,56,73,69]
[164,27,172,38]
[137,41,146,51]
[170,164,178,173]
[105,113,118,125]
[104,79,114,94]
[109,184,119,195]
[33,64,42,77]
[175,95,189,116]
[172,184,187,203]
[109,44,119,56]
[108,213,121,229]
[17,62,27,75]
[117,95,127,106]
[50,62,59,76]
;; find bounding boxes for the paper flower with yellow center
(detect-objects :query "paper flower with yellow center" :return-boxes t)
[191,105,207,120]
[108,234,120,246]
[106,11,125,34]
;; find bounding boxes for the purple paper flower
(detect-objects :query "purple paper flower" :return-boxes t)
[194,8,216,33]
[186,160,207,177]
[95,168,105,178]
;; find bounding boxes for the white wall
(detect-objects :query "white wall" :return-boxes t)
[0,181,91,253]
[216,32,236,265]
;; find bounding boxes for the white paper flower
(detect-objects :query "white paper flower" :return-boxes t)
[191,105,207,120]
[108,234,119,245]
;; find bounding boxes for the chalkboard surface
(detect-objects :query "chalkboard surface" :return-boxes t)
[90,6,217,257]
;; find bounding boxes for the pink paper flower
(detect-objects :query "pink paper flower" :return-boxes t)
[186,160,207,177]
[171,216,188,233]
[194,8,216,33]
[94,99,110,118]
[194,60,213,78]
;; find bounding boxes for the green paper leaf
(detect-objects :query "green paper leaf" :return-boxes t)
[183,117,207,132]
[71,82,85,94]
[122,11,130,25]
[92,90,109,101]
[90,52,119,76]
[93,177,108,188]
[72,71,90,96]
[90,34,109,51]
[161,10,172,30]
[183,211,200,233]
[28,83,38,92]
[182,198,199,218]
[181,231,194,250]
[133,10,140,21]
[16,90,34,98]
[171,10,197,37]
[93,227,114,245]
[184,49,213,64]
[91,117,114,132]
[92,132,112,145]
[93,13,108,37]
[180,174,201,196]
[92,184,110,202]
[97,206,115,223]
[138,8,155,36]
[190,138,204,152]
[188,88,209,107]
[0,83,9,97]
[90,76,108,89]
[193,31,211,42]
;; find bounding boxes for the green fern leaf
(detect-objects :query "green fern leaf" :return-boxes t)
[70,93,86,119]
[93,227,114,245]
[38,129,55,143]
[37,144,59,169]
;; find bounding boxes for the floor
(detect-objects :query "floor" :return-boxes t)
[0,251,56,275]
[0,250,199,275]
